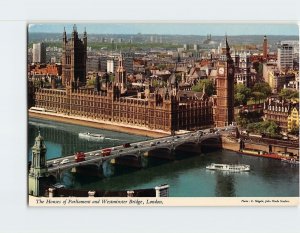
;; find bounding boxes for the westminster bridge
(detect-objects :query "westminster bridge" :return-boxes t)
[45,128,228,179]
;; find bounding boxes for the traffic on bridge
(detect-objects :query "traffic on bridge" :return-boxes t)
[46,126,235,173]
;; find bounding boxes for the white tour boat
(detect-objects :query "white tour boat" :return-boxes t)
[78,132,105,140]
[206,163,250,172]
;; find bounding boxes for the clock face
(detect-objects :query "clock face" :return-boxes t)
[228,67,234,75]
[218,67,224,75]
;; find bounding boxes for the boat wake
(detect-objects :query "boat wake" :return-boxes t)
[29,121,58,129]
[78,132,105,141]
[105,138,120,141]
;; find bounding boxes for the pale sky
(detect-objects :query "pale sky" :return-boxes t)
[28,23,299,35]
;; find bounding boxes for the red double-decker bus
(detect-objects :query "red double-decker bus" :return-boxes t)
[101,148,112,157]
[74,152,85,162]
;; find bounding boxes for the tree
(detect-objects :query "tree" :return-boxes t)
[246,120,279,137]
[251,91,266,104]
[236,111,263,128]
[235,93,246,106]
[87,78,95,87]
[264,120,280,137]
[279,89,299,100]
[234,83,251,106]
[252,62,263,81]
[252,82,272,97]
[192,79,215,96]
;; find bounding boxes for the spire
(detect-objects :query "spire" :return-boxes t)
[63,26,67,42]
[225,34,230,53]
[84,27,87,37]
[72,24,77,39]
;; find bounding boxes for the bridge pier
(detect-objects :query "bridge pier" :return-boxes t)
[102,159,115,177]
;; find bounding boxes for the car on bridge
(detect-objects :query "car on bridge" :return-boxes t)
[53,160,60,166]
[60,159,70,165]
[123,143,131,148]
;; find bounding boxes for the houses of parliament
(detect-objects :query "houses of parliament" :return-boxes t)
[28,26,234,133]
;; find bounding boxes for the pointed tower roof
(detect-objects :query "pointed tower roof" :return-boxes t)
[63,26,67,41]
[84,27,87,37]
[33,129,46,150]
[73,24,77,32]
[225,35,230,54]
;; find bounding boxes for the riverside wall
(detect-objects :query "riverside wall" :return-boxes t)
[29,111,169,138]
[221,136,299,156]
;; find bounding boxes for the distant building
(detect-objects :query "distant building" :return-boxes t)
[105,54,133,74]
[107,59,114,73]
[263,35,268,60]
[99,55,108,72]
[263,62,277,83]
[268,69,295,93]
[29,63,62,76]
[278,44,293,71]
[287,104,299,132]
[50,57,56,63]
[86,56,100,73]
[232,51,253,87]
[32,42,46,63]
[122,52,134,74]
[281,40,299,58]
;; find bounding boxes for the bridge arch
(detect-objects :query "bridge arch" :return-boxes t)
[199,136,222,152]
[174,141,198,150]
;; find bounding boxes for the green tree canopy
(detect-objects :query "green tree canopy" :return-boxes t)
[252,82,272,97]
[192,79,215,96]
[236,111,263,128]
[246,120,280,137]
[235,93,246,106]
[86,78,95,87]
[251,91,266,104]
[279,88,299,100]
[234,83,251,106]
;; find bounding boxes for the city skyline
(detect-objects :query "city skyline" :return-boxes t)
[28,23,299,36]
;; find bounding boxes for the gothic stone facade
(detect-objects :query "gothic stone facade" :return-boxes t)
[62,25,87,86]
[33,84,214,132]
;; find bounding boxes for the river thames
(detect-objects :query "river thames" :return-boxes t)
[28,118,299,197]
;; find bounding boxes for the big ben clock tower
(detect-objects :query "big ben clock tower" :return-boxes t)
[215,36,235,127]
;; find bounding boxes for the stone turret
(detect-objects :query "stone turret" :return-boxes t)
[28,130,48,196]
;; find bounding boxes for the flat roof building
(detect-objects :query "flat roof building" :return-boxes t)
[32,42,46,64]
